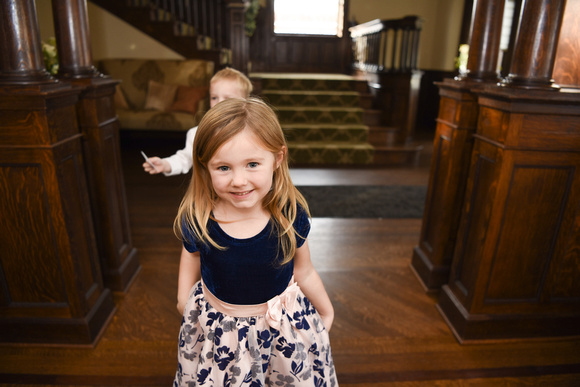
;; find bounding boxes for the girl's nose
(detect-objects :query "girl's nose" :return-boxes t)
[232,170,247,186]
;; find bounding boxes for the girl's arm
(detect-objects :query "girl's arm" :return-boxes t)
[293,240,334,331]
[177,246,201,315]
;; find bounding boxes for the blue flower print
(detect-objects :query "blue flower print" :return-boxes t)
[309,343,320,357]
[215,346,235,371]
[258,329,273,349]
[290,361,304,379]
[276,337,295,358]
[238,326,249,341]
[207,311,223,326]
[313,359,325,379]
[198,367,212,384]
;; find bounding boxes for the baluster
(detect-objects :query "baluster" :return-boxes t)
[184,0,192,27]
[193,0,200,40]
[391,28,398,70]
[400,28,409,70]
[209,0,215,49]
[216,0,223,48]
[411,29,420,69]
[201,0,208,41]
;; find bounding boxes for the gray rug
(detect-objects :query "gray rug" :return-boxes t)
[296,185,427,218]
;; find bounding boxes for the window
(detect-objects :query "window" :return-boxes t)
[273,0,345,37]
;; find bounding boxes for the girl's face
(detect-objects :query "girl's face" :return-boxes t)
[207,128,284,213]
[209,79,245,108]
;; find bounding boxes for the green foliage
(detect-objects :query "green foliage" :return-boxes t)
[42,37,59,76]
[244,0,260,37]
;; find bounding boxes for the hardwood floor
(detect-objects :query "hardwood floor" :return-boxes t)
[1,133,579,386]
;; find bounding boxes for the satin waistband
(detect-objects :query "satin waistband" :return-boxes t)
[201,277,300,330]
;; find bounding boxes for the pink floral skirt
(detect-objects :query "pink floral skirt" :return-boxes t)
[174,280,338,386]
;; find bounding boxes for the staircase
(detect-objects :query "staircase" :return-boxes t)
[253,73,376,165]
[89,0,226,63]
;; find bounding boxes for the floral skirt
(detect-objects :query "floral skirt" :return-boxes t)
[174,280,338,386]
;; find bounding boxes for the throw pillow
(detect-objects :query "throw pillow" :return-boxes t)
[114,84,130,109]
[144,80,178,111]
[168,85,209,115]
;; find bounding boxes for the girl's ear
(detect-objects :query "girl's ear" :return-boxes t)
[275,146,287,169]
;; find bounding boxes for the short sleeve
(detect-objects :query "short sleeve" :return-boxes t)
[181,222,200,253]
[294,205,311,248]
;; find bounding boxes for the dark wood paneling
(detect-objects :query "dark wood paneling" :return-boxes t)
[0,84,115,345]
[249,0,350,73]
[411,79,480,291]
[74,77,140,292]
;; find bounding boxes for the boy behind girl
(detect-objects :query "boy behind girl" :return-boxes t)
[143,67,253,175]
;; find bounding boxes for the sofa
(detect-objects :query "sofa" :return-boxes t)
[98,59,215,131]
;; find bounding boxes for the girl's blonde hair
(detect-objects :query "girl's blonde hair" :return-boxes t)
[174,97,310,265]
[210,67,253,97]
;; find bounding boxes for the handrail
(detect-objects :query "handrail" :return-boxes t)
[145,0,226,50]
[349,16,422,72]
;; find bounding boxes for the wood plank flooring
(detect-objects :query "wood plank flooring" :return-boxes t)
[1,133,580,386]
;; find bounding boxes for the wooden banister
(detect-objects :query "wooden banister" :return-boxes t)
[349,16,422,72]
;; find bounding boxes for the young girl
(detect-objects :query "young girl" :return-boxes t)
[173,98,337,386]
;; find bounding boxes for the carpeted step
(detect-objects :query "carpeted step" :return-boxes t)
[262,90,362,108]
[253,73,368,92]
[277,106,364,125]
[287,142,375,165]
[282,124,369,143]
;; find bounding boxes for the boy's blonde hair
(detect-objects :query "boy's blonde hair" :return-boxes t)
[174,97,309,265]
[210,67,253,97]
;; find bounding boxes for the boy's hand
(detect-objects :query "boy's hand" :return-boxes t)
[142,157,171,174]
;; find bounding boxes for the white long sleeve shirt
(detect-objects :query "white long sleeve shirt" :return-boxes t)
[163,126,198,176]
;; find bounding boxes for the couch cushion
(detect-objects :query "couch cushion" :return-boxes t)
[168,85,209,115]
[144,80,178,111]
[114,84,130,109]
[99,59,214,109]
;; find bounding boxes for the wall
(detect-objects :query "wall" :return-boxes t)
[34,1,182,61]
[349,0,464,70]
[34,0,462,70]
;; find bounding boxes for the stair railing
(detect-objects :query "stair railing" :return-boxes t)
[144,0,225,50]
[349,16,422,73]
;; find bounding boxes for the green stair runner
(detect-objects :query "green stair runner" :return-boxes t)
[253,73,374,165]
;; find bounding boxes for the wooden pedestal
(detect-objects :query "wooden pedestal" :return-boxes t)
[411,78,481,291]
[74,76,140,292]
[438,86,580,342]
[0,83,115,345]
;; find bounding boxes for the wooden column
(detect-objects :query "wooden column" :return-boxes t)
[465,0,505,82]
[437,0,580,342]
[52,0,140,292]
[411,0,505,291]
[0,0,115,345]
[0,0,54,84]
[504,0,566,88]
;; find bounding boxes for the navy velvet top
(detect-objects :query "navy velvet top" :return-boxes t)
[182,206,310,305]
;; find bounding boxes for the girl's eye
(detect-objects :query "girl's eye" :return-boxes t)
[248,162,259,168]
[218,166,229,172]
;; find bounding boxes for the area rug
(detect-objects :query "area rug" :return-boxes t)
[296,185,427,218]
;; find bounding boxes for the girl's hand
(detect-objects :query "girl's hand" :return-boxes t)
[320,311,334,332]
[142,157,171,174]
